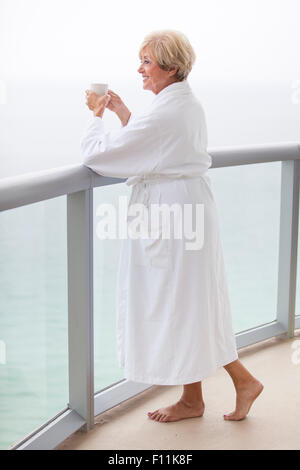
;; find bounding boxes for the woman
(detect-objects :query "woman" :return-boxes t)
[81,30,263,423]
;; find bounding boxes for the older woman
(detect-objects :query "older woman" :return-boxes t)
[81,30,263,423]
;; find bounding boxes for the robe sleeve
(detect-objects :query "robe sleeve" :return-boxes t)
[81,111,161,178]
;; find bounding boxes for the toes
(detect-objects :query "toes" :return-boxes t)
[224,412,244,421]
[147,410,170,423]
[147,410,158,419]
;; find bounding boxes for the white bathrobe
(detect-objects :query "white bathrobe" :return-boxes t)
[81,80,238,385]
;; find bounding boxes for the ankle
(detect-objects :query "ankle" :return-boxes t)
[233,376,259,390]
[179,396,205,408]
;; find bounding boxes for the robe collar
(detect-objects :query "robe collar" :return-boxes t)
[151,79,192,104]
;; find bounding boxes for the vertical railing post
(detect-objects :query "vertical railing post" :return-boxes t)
[277,160,300,337]
[67,189,94,431]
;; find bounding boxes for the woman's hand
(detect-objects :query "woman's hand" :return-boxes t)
[85,90,111,118]
[106,89,131,126]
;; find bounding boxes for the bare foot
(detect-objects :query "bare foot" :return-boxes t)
[224,379,264,421]
[147,399,205,423]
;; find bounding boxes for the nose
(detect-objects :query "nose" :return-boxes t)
[138,64,143,73]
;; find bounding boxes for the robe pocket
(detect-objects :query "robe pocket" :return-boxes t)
[131,229,172,269]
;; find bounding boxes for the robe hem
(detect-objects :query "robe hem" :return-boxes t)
[121,352,239,385]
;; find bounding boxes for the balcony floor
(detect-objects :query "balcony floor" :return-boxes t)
[57,329,300,450]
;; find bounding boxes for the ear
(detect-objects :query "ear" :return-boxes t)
[169,65,179,77]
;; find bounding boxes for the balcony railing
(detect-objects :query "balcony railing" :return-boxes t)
[1,141,300,450]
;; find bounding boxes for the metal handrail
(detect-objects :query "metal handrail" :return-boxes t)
[1,141,299,212]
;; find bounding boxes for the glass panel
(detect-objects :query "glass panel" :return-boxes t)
[0,197,68,450]
[209,162,281,333]
[93,182,131,392]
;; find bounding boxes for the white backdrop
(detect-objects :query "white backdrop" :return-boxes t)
[0,0,299,81]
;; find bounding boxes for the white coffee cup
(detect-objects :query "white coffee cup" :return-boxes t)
[90,83,108,96]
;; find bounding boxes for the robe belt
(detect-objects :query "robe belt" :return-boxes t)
[125,173,209,214]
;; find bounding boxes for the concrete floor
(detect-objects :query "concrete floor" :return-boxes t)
[57,329,300,450]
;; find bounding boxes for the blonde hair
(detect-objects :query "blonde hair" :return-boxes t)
[138,30,196,82]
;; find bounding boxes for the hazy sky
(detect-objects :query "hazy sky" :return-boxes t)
[0,0,299,83]
[0,0,299,179]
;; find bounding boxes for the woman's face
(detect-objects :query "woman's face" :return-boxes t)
[137,48,177,95]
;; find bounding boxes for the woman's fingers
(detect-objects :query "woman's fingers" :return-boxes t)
[84,89,115,115]
[85,91,107,112]
[108,89,120,99]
